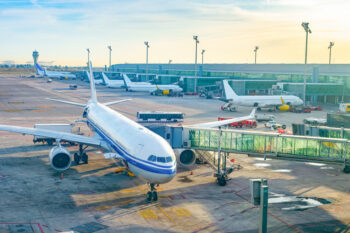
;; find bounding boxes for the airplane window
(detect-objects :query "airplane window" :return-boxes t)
[157,157,166,163]
[148,155,156,162]
[166,157,172,163]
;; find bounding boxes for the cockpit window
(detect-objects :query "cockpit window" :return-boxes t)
[148,155,156,162]
[166,156,173,163]
[157,157,166,163]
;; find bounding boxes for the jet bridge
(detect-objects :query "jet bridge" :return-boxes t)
[145,125,350,184]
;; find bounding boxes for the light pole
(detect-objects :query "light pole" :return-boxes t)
[328,42,334,64]
[108,45,112,70]
[254,46,259,64]
[193,35,199,92]
[144,41,150,79]
[302,22,312,105]
[86,48,90,69]
[201,49,205,65]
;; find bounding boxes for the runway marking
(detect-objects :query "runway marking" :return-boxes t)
[157,206,174,222]
[121,188,135,193]
[31,109,48,112]
[138,209,158,219]
[173,208,192,217]
[39,105,53,109]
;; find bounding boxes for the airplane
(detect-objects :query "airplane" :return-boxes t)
[0,55,255,201]
[222,80,303,111]
[35,62,76,79]
[85,71,103,85]
[123,74,183,93]
[101,72,124,88]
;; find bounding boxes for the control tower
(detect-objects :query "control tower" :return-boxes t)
[32,50,39,73]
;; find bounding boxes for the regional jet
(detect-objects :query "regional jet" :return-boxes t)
[35,62,76,79]
[123,74,183,93]
[0,54,254,201]
[222,80,303,111]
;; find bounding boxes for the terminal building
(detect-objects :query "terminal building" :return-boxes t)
[104,63,350,104]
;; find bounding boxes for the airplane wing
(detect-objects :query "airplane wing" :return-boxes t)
[0,125,106,147]
[190,108,256,128]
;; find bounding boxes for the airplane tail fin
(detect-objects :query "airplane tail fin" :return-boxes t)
[122,74,132,91]
[280,96,285,104]
[88,60,97,102]
[250,108,256,119]
[35,62,44,75]
[222,80,238,100]
[102,73,110,86]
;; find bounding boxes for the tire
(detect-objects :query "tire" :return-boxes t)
[82,153,88,164]
[47,139,53,146]
[282,125,286,129]
[147,191,152,201]
[343,165,350,174]
[218,176,227,186]
[152,191,158,201]
[74,153,80,165]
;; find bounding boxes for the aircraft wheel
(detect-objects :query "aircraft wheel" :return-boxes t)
[152,191,158,201]
[74,153,81,165]
[217,176,227,186]
[147,191,153,201]
[343,165,350,174]
[257,107,262,111]
[82,153,88,164]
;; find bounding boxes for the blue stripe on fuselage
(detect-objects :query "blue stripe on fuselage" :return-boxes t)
[87,119,176,175]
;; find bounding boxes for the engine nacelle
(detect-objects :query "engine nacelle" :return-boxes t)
[49,146,72,171]
[174,149,196,166]
[278,104,290,111]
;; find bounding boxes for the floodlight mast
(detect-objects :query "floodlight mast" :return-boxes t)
[144,41,150,79]
[328,42,334,64]
[193,35,199,93]
[108,45,112,70]
[86,48,90,69]
[301,22,311,106]
[201,49,205,65]
[254,46,259,64]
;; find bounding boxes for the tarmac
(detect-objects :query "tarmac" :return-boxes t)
[0,75,349,233]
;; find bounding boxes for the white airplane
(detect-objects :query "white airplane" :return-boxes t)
[222,80,303,111]
[86,71,103,85]
[101,72,124,88]
[0,56,255,201]
[123,74,183,93]
[35,62,76,79]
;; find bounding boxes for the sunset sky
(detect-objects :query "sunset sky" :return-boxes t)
[1,0,350,66]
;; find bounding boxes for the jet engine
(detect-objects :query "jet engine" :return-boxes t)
[49,146,72,171]
[174,149,196,166]
[278,105,290,111]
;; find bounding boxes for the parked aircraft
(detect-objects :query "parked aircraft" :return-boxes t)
[35,62,76,79]
[222,80,303,110]
[85,71,103,85]
[123,74,183,93]
[0,56,254,201]
[101,72,124,88]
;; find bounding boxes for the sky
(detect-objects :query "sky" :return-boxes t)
[1,0,350,66]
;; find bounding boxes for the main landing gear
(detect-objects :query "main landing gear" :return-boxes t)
[74,144,89,165]
[147,183,158,202]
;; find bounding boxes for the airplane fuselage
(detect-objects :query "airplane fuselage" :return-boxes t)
[229,95,303,108]
[86,102,176,184]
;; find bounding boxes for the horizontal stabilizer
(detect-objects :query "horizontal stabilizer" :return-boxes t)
[46,98,86,107]
[103,99,132,106]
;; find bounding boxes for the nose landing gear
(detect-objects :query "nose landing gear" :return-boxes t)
[147,183,158,202]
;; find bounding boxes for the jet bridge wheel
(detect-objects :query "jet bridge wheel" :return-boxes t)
[217,175,227,186]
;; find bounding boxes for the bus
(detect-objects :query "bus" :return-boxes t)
[137,112,184,123]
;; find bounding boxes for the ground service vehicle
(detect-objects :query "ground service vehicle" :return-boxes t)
[255,114,275,122]
[221,102,237,112]
[264,120,286,130]
[339,103,350,113]
[137,112,184,123]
